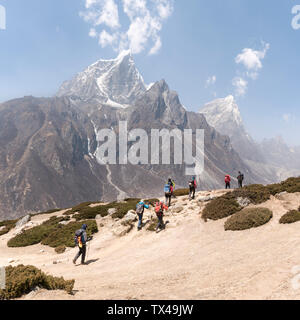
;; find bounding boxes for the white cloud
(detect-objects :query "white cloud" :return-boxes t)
[89,28,97,38]
[80,0,174,55]
[235,42,270,76]
[232,77,248,97]
[205,75,216,87]
[80,0,120,29]
[99,30,118,46]
[232,42,270,98]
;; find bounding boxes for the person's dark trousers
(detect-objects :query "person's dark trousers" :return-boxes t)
[165,193,171,207]
[189,187,195,200]
[225,182,230,189]
[74,245,86,264]
[137,213,143,229]
[156,214,164,230]
[238,181,243,188]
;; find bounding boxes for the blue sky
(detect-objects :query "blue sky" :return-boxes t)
[0,0,299,146]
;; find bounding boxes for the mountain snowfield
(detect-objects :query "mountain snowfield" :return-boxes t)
[57,50,146,107]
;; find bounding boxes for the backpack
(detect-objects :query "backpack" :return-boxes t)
[136,202,144,214]
[164,184,171,193]
[74,229,83,248]
[155,202,163,216]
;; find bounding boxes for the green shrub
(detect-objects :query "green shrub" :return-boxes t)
[0,219,17,236]
[41,220,98,248]
[202,197,241,221]
[55,245,66,254]
[279,210,300,224]
[7,217,98,248]
[231,184,271,204]
[173,189,190,197]
[0,265,74,300]
[224,207,273,231]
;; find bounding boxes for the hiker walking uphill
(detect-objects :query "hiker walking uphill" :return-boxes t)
[73,224,89,265]
[189,176,197,200]
[155,201,168,232]
[237,171,244,188]
[136,200,150,231]
[225,175,231,189]
[164,179,173,207]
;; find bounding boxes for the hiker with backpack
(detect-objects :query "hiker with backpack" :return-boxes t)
[189,176,197,200]
[237,171,244,188]
[225,175,231,189]
[164,180,173,207]
[73,224,88,265]
[136,200,150,230]
[155,201,168,232]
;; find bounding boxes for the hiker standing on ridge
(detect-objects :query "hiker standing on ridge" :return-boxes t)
[225,175,231,189]
[189,176,197,200]
[136,199,150,231]
[164,179,173,207]
[237,171,244,188]
[73,224,88,265]
[155,201,168,232]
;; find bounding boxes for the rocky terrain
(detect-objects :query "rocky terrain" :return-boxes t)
[1,185,300,300]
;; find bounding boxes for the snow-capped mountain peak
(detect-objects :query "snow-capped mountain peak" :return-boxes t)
[200,95,243,130]
[57,50,146,107]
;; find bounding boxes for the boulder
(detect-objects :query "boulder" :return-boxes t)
[95,214,102,220]
[58,221,69,225]
[123,210,137,223]
[16,215,31,229]
[236,197,251,207]
[108,208,117,216]
[0,226,6,232]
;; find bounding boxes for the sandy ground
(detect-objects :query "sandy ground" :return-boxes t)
[1,190,300,300]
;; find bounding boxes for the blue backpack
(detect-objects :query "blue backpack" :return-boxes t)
[164,184,171,193]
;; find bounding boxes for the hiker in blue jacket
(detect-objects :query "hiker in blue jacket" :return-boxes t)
[136,200,150,230]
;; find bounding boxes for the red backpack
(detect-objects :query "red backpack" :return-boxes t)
[155,202,163,215]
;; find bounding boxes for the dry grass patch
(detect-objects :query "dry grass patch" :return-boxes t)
[202,197,241,221]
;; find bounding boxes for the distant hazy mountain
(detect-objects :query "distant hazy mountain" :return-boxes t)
[199,96,300,182]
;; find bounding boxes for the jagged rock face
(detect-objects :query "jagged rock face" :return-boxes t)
[57,50,146,107]
[0,97,109,220]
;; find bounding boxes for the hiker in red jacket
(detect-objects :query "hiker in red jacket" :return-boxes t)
[225,175,231,189]
[155,201,168,232]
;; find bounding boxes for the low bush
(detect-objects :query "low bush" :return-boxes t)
[279,210,300,224]
[0,219,17,236]
[202,196,241,221]
[0,265,74,300]
[7,217,98,248]
[231,184,271,204]
[224,207,273,231]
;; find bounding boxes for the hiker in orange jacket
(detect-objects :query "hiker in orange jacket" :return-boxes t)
[155,201,168,232]
[225,175,231,189]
